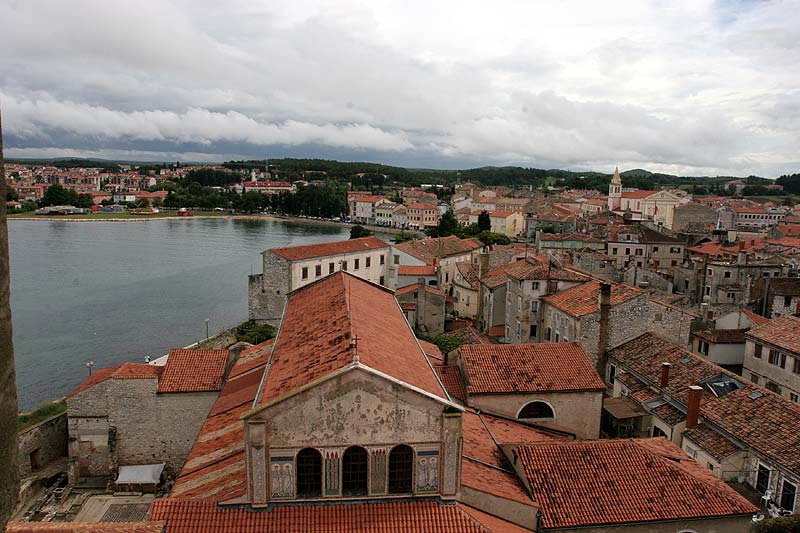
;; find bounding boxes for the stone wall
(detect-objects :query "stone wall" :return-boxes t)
[67,377,219,480]
[577,294,651,364]
[623,266,673,292]
[648,300,697,348]
[17,412,68,478]
[248,251,291,325]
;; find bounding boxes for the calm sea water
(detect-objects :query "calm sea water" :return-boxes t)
[9,218,351,410]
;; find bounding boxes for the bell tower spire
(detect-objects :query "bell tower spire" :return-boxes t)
[608,166,622,211]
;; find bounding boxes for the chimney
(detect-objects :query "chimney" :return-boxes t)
[596,283,612,378]
[660,362,671,388]
[686,385,703,429]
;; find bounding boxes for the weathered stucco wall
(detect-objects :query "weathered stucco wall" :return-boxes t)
[467,390,602,439]
[246,368,461,503]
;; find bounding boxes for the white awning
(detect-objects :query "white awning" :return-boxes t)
[115,464,165,485]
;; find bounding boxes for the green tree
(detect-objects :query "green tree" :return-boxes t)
[392,232,416,244]
[477,231,511,246]
[40,183,73,206]
[752,515,800,533]
[427,210,460,237]
[0,109,20,530]
[350,225,372,239]
[477,211,491,232]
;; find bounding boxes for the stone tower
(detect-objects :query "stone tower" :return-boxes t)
[607,166,622,211]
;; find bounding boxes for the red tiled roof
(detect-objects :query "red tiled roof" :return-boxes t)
[543,280,644,317]
[459,343,605,394]
[394,283,446,298]
[158,349,230,393]
[6,523,164,533]
[271,236,388,261]
[460,410,564,507]
[397,264,436,276]
[621,189,656,199]
[418,339,443,360]
[434,365,467,401]
[609,333,800,474]
[67,363,162,398]
[745,314,800,353]
[394,236,483,264]
[406,202,437,209]
[171,343,275,501]
[149,499,522,533]
[511,438,756,529]
[446,326,497,345]
[504,258,588,282]
[683,424,741,460]
[480,262,513,289]
[741,307,770,327]
[256,273,447,407]
[352,195,388,203]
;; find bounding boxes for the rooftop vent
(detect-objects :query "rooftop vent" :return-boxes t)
[701,373,744,398]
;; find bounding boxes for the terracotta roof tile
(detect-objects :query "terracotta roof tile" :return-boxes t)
[67,363,162,398]
[683,424,742,460]
[394,283,446,298]
[271,236,388,261]
[171,342,274,501]
[460,343,605,394]
[256,273,446,407]
[446,326,497,345]
[609,333,800,474]
[6,523,164,533]
[434,365,466,401]
[745,314,800,353]
[512,438,756,529]
[417,339,443,360]
[543,280,645,317]
[397,264,436,276]
[741,308,770,326]
[504,258,588,282]
[394,235,483,264]
[149,499,517,532]
[158,349,230,393]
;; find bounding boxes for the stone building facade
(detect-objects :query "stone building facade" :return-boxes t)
[743,315,800,403]
[541,281,649,366]
[17,412,67,478]
[66,349,230,484]
[248,236,390,325]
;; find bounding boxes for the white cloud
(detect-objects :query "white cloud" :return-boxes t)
[1,0,799,176]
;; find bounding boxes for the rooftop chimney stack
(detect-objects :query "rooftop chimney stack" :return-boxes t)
[660,362,671,388]
[686,385,703,429]
[596,283,613,378]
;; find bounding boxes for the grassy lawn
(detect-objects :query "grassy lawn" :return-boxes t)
[8,210,233,220]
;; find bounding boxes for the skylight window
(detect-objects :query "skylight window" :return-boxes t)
[701,374,744,398]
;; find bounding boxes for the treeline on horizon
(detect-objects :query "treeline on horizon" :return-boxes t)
[8,156,800,196]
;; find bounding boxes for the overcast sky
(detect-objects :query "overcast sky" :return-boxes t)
[1,0,798,176]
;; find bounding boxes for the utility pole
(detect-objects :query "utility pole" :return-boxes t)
[0,107,20,530]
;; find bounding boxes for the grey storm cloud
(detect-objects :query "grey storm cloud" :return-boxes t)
[1,0,799,176]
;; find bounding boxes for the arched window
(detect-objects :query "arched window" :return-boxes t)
[296,448,322,498]
[342,446,368,496]
[388,445,414,494]
[519,401,554,419]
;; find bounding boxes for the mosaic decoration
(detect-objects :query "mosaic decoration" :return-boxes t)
[415,449,439,493]
[443,429,460,495]
[370,448,387,495]
[251,447,267,503]
[324,450,340,496]
[270,455,294,499]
